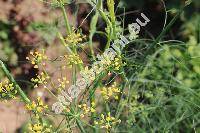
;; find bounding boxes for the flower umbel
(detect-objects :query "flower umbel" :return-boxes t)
[26,97,48,114]
[78,102,96,118]
[80,66,96,82]
[28,121,52,133]
[26,50,48,69]
[31,72,50,88]
[64,28,86,46]
[0,79,17,100]
[57,77,69,91]
[112,56,125,71]
[64,54,83,68]
[100,82,120,101]
[94,112,121,131]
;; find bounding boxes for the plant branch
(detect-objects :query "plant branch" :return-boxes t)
[0,60,30,104]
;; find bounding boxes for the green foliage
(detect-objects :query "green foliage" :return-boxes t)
[0,21,18,78]
[0,0,200,132]
[120,13,200,132]
[29,22,58,44]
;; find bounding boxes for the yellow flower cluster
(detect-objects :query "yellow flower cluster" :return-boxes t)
[96,54,125,73]
[26,98,52,132]
[0,80,17,99]
[52,34,129,114]
[100,82,120,100]
[98,55,112,67]
[58,77,69,91]
[112,56,124,71]
[91,54,124,76]
[26,97,48,115]
[28,122,52,133]
[65,28,86,45]
[94,112,121,130]
[127,91,148,123]
[78,54,123,90]
[80,66,96,83]
[78,102,96,118]
[26,50,48,69]
[31,72,50,88]
[64,54,83,68]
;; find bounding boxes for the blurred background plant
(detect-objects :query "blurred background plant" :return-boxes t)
[0,0,199,132]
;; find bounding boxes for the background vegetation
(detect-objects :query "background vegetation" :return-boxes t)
[0,0,199,132]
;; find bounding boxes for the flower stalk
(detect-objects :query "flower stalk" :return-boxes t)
[0,60,30,104]
[59,0,71,34]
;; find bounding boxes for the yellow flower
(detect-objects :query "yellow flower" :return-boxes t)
[80,66,96,83]
[91,101,95,106]
[0,80,17,100]
[78,102,96,117]
[64,54,83,68]
[99,55,112,67]
[27,50,48,69]
[26,97,48,114]
[58,77,69,91]
[91,107,96,113]
[65,27,86,46]
[100,82,120,101]
[95,54,125,73]
[36,107,43,112]
[112,56,124,71]
[28,122,52,133]
[32,124,43,131]
[95,112,121,131]
[31,72,50,88]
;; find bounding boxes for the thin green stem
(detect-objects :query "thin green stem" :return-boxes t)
[60,0,71,34]
[58,32,73,54]
[154,7,184,46]
[76,118,86,133]
[96,1,112,50]
[128,6,185,104]
[58,32,83,70]
[89,11,99,60]
[41,66,58,99]
[0,60,30,104]
[107,0,116,37]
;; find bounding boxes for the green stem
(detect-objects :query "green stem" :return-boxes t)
[76,118,86,133]
[126,6,186,110]
[105,30,112,50]
[58,32,83,70]
[96,1,112,50]
[89,11,99,60]
[107,0,116,37]
[58,32,73,54]
[0,60,30,104]
[89,91,98,132]
[60,0,71,34]
[154,7,184,46]
[41,66,58,100]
